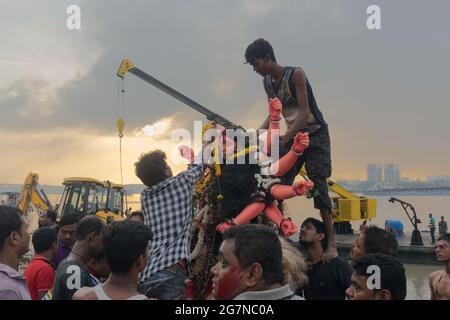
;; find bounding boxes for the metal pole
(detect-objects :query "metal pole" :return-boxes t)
[128,67,245,131]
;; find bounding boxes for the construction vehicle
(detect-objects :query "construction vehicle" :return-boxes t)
[329,180,377,222]
[116,58,376,228]
[55,177,126,223]
[16,173,125,232]
[17,173,53,232]
[298,167,377,222]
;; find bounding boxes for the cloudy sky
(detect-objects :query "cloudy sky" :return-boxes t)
[1,0,449,185]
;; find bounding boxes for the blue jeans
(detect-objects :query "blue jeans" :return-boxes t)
[139,264,186,300]
[430,227,436,243]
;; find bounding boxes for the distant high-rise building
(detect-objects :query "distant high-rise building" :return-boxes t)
[384,164,400,185]
[367,164,383,184]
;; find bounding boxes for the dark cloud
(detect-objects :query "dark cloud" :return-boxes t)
[0,79,60,129]
[3,0,450,133]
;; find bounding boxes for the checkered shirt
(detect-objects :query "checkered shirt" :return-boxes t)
[139,161,204,282]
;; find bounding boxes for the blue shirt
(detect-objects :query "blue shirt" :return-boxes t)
[430,217,436,228]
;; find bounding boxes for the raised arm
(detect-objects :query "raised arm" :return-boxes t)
[258,80,272,131]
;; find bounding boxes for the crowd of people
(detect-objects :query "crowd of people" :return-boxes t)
[0,204,449,300]
[1,39,449,301]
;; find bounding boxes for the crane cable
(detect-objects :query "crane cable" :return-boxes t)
[116,78,125,185]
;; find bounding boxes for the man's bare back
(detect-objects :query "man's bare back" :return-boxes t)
[429,270,450,300]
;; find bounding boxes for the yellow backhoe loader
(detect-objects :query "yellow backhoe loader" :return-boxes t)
[17,173,125,232]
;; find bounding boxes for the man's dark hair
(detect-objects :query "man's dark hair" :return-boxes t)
[223,224,284,285]
[75,216,105,241]
[353,253,406,300]
[438,233,450,242]
[0,206,23,250]
[364,226,398,257]
[135,150,171,188]
[245,38,277,65]
[301,217,328,250]
[129,211,144,221]
[32,227,57,253]
[103,220,152,275]
[59,212,82,228]
[91,249,106,261]
[46,210,57,223]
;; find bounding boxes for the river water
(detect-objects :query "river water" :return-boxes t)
[404,263,441,300]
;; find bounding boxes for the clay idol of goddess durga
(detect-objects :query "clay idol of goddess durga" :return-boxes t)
[179,98,313,236]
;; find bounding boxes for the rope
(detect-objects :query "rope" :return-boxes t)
[121,79,125,120]
[116,78,120,120]
[116,78,125,185]
[119,136,124,186]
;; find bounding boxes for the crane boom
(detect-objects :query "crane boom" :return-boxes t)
[117,59,244,131]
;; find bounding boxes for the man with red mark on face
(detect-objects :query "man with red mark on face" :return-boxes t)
[210,224,302,300]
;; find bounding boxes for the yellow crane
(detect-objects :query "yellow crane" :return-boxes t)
[299,167,377,223]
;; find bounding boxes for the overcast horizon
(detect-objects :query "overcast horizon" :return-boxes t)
[1,0,449,185]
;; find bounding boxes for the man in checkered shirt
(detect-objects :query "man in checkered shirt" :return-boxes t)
[135,147,205,299]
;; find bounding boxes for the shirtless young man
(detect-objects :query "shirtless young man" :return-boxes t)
[429,233,450,300]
